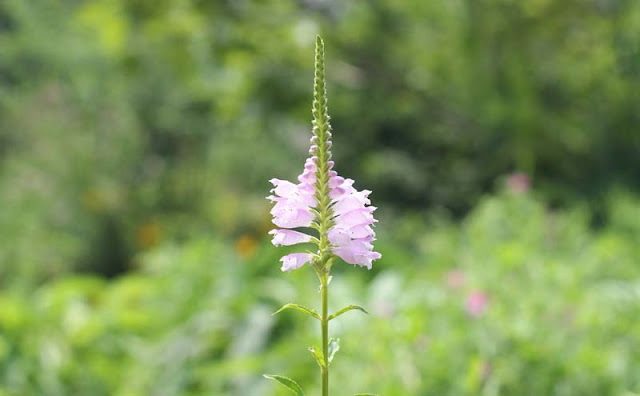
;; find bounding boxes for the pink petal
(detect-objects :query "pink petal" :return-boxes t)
[329,186,347,199]
[327,227,351,246]
[298,183,315,194]
[334,208,376,228]
[270,199,306,216]
[298,169,316,183]
[332,195,366,215]
[270,179,300,198]
[348,224,375,238]
[269,229,312,246]
[266,195,283,203]
[332,244,381,269]
[329,178,355,199]
[280,253,313,271]
[272,207,314,228]
[305,158,317,170]
[329,176,345,189]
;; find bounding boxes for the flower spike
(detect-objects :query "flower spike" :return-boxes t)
[265,36,381,396]
[267,36,381,271]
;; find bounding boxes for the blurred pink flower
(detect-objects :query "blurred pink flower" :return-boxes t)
[506,172,530,194]
[466,290,489,317]
[446,269,466,290]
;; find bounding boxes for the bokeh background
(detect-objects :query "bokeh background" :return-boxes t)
[1,1,640,395]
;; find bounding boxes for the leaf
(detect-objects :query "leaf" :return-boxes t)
[272,303,320,320]
[328,305,369,321]
[263,374,305,396]
[328,338,340,364]
[354,393,379,396]
[308,346,325,367]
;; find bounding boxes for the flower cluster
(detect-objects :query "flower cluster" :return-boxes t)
[267,36,380,273]
[268,142,380,271]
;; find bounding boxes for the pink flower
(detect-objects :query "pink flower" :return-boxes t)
[267,177,316,229]
[267,139,381,271]
[269,229,313,246]
[280,253,314,271]
[267,150,381,271]
[466,290,489,317]
[328,176,380,269]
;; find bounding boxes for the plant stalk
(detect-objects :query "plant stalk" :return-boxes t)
[321,276,329,396]
[313,34,331,396]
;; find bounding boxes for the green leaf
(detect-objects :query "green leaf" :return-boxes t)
[272,303,320,320]
[308,346,325,367]
[263,374,305,396]
[328,305,369,321]
[328,338,340,364]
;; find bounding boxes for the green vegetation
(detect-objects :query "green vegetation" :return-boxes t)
[1,1,639,395]
[1,191,639,395]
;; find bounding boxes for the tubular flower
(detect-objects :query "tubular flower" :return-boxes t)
[267,36,381,272]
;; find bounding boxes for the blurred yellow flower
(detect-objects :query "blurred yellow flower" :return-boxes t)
[235,234,257,259]
[137,220,162,249]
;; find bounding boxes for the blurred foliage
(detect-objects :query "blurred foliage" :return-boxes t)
[1,1,640,395]
[1,0,640,282]
[1,191,639,395]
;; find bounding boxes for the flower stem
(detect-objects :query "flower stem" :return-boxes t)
[313,35,331,396]
[321,276,329,396]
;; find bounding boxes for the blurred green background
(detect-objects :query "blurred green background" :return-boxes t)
[1,1,639,395]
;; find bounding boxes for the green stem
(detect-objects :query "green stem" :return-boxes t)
[312,35,332,396]
[321,277,329,396]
